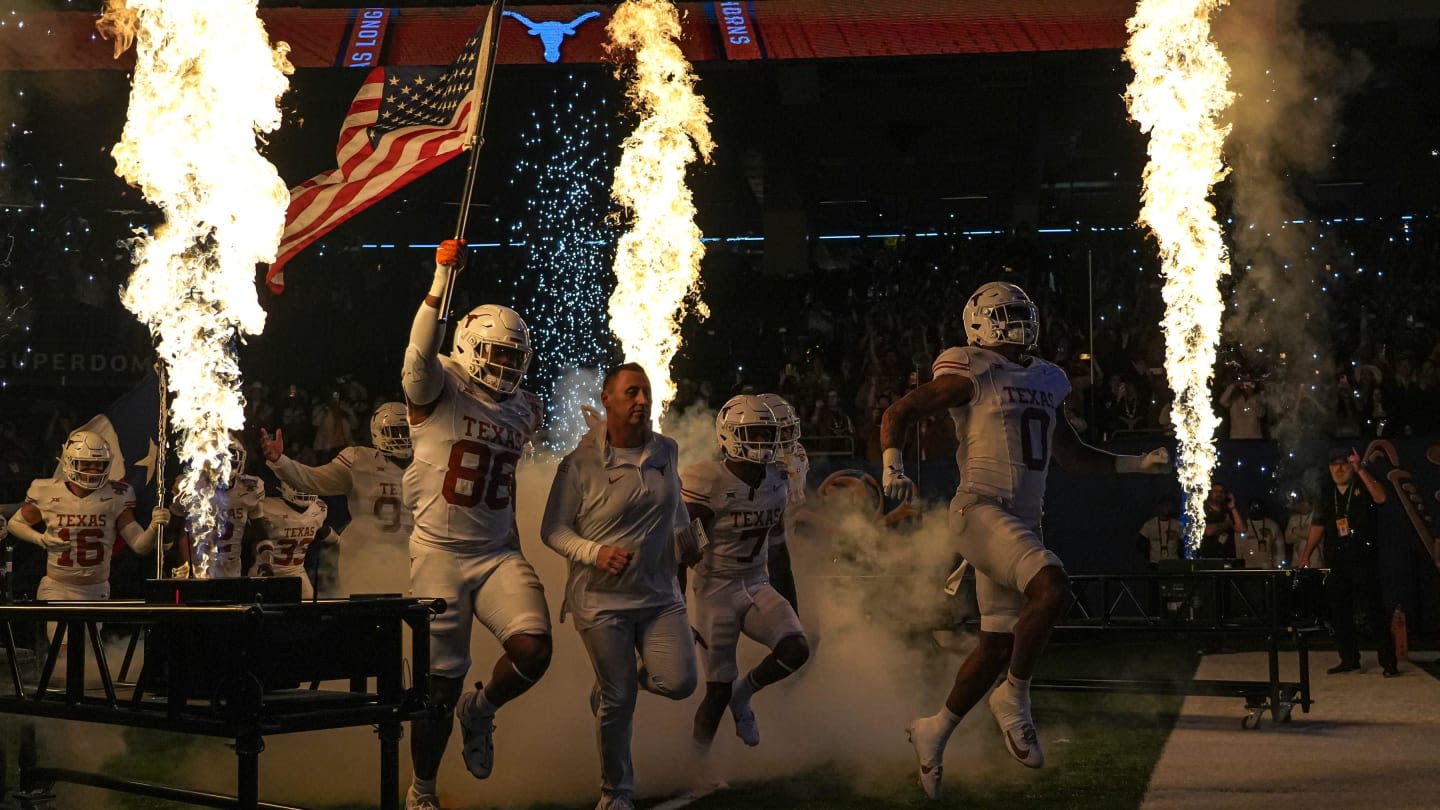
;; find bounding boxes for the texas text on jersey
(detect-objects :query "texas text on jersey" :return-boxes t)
[405,355,543,555]
[260,497,329,598]
[932,345,1072,515]
[681,460,790,580]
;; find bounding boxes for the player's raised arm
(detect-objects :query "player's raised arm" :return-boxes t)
[404,239,465,421]
[880,374,974,501]
[263,429,356,496]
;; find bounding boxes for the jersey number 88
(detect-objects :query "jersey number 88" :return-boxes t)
[442,439,520,511]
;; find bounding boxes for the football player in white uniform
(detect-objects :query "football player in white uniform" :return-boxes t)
[683,395,809,750]
[402,240,552,810]
[168,440,269,579]
[755,393,805,612]
[261,402,413,594]
[252,481,335,599]
[7,431,169,603]
[881,282,1168,799]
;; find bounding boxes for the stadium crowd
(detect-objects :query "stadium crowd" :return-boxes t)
[2,217,1437,503]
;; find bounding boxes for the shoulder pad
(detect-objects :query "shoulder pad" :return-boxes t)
[933,346,988,378]
[680,462,718,504]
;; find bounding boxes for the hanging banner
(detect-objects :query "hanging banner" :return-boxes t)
[338,7,393,68]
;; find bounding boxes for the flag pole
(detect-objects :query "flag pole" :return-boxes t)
[154,360,168,582]
[440,0,506,326]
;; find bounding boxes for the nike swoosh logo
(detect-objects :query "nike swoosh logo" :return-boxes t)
[609,474,624,484]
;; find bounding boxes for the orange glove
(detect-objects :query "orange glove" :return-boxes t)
[436,239,467,269]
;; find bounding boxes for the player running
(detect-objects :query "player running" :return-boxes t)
[402,239,551,810]
[881,282,1168,799]
[683,395,809,749]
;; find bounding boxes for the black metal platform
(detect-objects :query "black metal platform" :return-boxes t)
[1037,568,1326,728]
[0,596,440,809]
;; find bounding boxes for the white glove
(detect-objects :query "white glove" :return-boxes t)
[882,448,913,501]
[1116,447,1171,474]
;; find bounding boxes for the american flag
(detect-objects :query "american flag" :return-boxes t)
[267,6,499,293]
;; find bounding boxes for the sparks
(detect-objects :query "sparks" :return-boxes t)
[1124,0,1235,555]
[109,0,292,576]
[606,0,714,426]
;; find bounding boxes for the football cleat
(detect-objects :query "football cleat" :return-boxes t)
[456,689,496,779]
[988,679,1044,769]
[729,695,760,747]
[595,792,635,810]
[906,717,947,800]
[404,785,440,810]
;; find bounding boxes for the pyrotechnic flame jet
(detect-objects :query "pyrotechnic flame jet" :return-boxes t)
[105,0,292,577]
[1124,0,1235,555]
[606,0,714,427]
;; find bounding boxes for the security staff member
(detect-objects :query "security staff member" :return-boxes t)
[1301,447,1399,677]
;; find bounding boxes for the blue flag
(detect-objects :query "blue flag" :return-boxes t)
[65,370,163,517]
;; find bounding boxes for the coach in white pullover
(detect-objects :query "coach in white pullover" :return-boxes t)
[542,363,696,810]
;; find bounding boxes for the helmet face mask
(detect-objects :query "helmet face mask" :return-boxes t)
[370,402,412,459]
[61,430,113,490]
[280,480,317,510]
[227,440,247,485]
[963,282,1039,349]
[755,393,800,454]
[716,395,784,465]
[454,305,532,396]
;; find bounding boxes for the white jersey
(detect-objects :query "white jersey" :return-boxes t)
[681,460,788,580]
[406,355,543,555]
[173,474,266,578]
[932,346,1071,514]
[25,478,134,587]
[778,443,809,507]
[269,446,410,544]
[261,499,329,576]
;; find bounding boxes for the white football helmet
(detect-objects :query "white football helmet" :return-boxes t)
[756,393,800,454]
[60,430,113,490]
[370,402,411,459]
[280,480,317,510]
[453,304,532,395]
[716,395,783,464]
[227,438,247,481]
[963,281,1039,349]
